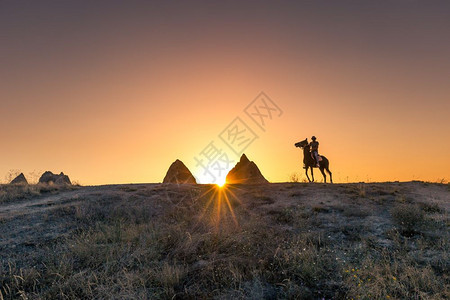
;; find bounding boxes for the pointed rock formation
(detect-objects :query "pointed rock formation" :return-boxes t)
[39,171,72,185]
[226,154,268,184]
[10,173,28,185]
[163,159,197,184]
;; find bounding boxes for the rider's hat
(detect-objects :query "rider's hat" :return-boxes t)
[311,136,316,140]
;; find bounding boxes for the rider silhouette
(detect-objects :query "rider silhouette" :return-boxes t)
[310,136,320,167]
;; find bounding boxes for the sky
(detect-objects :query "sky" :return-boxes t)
[1,0,449,185]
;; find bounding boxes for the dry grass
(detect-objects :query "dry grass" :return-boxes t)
[343,250,446,299]
[0,183,78,204]
[289,173,299,183]
[391,204,426,236]
[0,184,41,203]
[0,182,448,299]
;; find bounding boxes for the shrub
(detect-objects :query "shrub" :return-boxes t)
[289,173,299,183]
[391,204,425,236]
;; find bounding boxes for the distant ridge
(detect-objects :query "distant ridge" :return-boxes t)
[226,154,268,184]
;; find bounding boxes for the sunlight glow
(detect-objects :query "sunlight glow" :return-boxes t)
[194,165,232,185]
[216,178,227,187]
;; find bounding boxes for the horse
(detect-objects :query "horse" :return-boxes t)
[294,138,333,183]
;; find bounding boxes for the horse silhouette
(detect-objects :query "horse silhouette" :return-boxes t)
[295,138,333,183]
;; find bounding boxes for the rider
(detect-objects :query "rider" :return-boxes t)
[310,136,320,167]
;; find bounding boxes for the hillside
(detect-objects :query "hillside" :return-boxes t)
[0,182,448,299]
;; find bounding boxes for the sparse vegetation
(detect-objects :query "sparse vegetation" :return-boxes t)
[343,250,446,299]
[342,205,370,218]
[3,169,22,184]
[289,173,299,183]
[437,178,447,184]
[0,183,78,204]
[417,201,444,214]
[357,183,366,197]
[391,204,425,236]
[0,182,448,299]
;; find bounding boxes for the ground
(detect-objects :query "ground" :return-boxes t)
[0,182,448,299]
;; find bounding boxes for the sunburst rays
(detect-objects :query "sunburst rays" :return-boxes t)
[195,184,242,230]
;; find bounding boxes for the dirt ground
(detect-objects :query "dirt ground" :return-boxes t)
[0,182,448,299]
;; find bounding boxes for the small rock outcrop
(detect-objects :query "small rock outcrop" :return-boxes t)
[225,154,268,184]
[163,159,197,184]
[39,171,71,185]
[10,173,28,185]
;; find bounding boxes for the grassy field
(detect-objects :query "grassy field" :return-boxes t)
[0,182,448,299]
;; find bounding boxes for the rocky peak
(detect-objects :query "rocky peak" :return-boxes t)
[163,159,197,184]
[10,173,28,185]
[225,154,268,184]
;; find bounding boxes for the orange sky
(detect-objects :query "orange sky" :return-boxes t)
[1,1,449,185]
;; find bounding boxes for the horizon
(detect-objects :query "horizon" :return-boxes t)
[1,1,450,185]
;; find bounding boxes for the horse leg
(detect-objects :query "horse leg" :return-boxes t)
[305,166,311,182]
[320,167,327,183]
[310,167,315,182]
[326,168,333,184]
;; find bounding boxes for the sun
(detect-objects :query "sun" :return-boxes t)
[216,178,227,187]
[194,165,231,186]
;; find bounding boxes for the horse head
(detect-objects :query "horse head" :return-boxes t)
[294,138,308,148]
